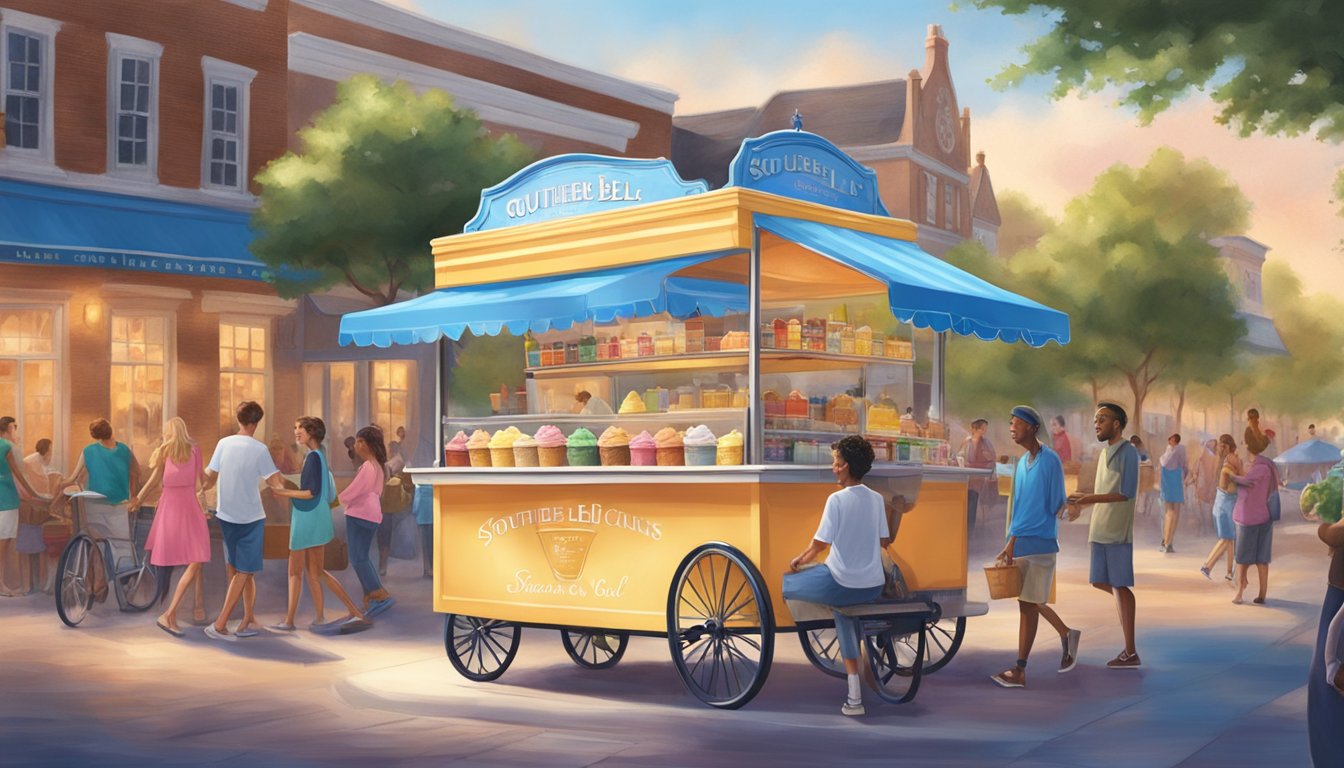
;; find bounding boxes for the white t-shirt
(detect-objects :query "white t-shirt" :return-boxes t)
[207,434,279,525]
[814,484,889,589]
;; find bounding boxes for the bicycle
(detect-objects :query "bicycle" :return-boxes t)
[54,491,165,627]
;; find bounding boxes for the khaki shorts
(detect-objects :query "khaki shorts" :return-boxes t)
[1015,552,1057,605]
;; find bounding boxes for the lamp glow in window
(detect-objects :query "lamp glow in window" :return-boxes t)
[219,321,268,437]
[110,315,167,465]
[0,307,58,463]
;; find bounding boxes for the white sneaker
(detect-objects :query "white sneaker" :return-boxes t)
[841,698,865,716]
[204,625,236,643]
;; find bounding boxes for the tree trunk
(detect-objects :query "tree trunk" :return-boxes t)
[1089,377,1100,407]
[1174,382,1186,438]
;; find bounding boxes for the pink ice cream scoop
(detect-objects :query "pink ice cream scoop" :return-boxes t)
[629,430,657,466]
[533,425,567,448]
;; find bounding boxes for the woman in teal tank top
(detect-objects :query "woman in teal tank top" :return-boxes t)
[58,418,139,504]
[0,416,50,597]
[268,416,371,634]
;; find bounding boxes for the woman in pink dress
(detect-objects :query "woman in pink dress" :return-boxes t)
[129,417,211,637]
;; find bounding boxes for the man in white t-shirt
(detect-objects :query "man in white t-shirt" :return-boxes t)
[783,435,892,717]
[201,401,283,642]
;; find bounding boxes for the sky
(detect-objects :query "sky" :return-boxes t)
[384,0,1344,292]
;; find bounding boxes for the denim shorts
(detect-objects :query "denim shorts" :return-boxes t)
[218,519,264,574]
[1235,522,1272,565]
[1089,541,1134,588]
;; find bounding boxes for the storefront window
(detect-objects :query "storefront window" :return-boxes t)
[219,320,268,437]
[303,362,358,473]
[372,360,415,460]
[0,306,57,463]
[110,314,168,465]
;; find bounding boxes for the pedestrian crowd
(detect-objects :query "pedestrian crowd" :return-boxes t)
[0,401,405,641]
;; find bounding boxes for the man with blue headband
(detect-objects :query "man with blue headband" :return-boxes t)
[992,405,1081,688]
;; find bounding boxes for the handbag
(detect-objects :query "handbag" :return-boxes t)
[324,536,348,571]
[1266,460,1282,522]
[880,550,910,599]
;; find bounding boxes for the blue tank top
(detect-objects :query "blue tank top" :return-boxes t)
[0,439,18,510]
[84,441,133,503]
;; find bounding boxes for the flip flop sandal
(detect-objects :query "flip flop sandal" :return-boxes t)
[156,620,185,638]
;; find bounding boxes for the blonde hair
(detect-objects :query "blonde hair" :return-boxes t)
[150,417,194,468]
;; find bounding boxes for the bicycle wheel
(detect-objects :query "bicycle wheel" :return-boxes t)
[119,560,162,612]
[56,535,95,628]
[888,610,966,676]
[561,629,629,670]
[443,614,520,682]
[666,543,774,710]
[864,623,924,704]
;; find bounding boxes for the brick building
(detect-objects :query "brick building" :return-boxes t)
[671,24,1000,258]
[0,0,675,475]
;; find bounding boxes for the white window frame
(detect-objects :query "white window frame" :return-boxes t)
[218,315,273,438]
[924,172,938,225]
[200,56,255,194]
[0,300,66,470]
[106,32,162,181]
[304,361,365,476]
[0,9,60,165]
[108,310,177,466]
[944,183,957,230]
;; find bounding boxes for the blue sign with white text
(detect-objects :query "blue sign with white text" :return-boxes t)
[726,131,888,216]
[465,154,709,232]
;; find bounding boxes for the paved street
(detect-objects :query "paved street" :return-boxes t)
[0,505,1327,767]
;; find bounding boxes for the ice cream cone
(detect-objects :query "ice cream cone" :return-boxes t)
[716,446,744,466]
[513,444,539,467]
[538,445,568,467]
[656,446,684,466]
[468,448,492,467]
[490,447,516,467]
[444,450,470,467]
[599,445,631,466]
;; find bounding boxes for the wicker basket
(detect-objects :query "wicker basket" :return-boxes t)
[984,562,1023,600]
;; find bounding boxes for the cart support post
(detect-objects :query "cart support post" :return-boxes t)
[748,224,762,464]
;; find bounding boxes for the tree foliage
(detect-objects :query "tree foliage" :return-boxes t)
[996,190,1057,258]
[973,0,1344,142]
[251,76,535,305]
[1252,262,1344,420]
[945,149,1248,443]
[971,0,1344,216]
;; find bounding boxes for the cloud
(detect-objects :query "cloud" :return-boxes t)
[975,93,1344,293]
[611,30,905,115]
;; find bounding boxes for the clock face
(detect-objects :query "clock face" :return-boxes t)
[935,88,956,154]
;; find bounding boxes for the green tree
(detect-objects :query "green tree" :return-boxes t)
[1253,262,1344,420]
[971,0,1344,214]
[997,190,1057,258]
[251,76,535,305]
[1025,148,1248,444]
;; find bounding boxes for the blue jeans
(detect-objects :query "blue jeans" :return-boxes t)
[346,516,382,597]
[782,565,882,661]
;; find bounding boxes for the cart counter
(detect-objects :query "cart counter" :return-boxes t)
[412,464,988,634]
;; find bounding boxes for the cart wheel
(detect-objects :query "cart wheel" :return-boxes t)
[798,628,846,679]
[119,561,163,612]
[666,543,774,710]
[443,614,520,682]
[561,629,629,670]
[56,535,95,628]
[864,622,924,704]
[888,613,966,676]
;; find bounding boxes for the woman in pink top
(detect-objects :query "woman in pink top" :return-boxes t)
[340,425,394,617]
[129,417,211,636]
[1229,440,1278,606]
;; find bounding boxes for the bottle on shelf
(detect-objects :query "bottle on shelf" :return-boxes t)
[637,332,654,357]
[524,331,541,368]
[787,318,802,349]
[579,334,597,363]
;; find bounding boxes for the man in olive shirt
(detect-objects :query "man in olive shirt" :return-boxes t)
[1068,402,1141,669]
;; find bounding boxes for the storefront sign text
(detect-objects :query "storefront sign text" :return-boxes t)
[0,243,269,280]
[465,155,707,232]
[477,502,663,546]
[727,130,888,216]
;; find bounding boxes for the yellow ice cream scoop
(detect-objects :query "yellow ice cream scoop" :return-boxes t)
[488,426,523,448]
[619,390,647,413]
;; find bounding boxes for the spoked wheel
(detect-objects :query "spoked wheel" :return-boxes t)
[887,606,966,676]
[666,543,775,710]
[118,560,163,612]
[443,614,521,682]
[864,620,925,704]
[798,627,846,679]
[55,535,96,627]
[561,629,629,670]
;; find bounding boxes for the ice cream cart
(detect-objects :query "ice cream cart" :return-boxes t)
[339,132,1070,709]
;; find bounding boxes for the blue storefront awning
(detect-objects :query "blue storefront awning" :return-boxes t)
[338,252,747,348]
[754,215,1070,347]
[0,178,269,280]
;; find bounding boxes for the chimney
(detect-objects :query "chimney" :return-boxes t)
[906,69,922,143]
[976,150,986,166]
[925,23,948,73]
